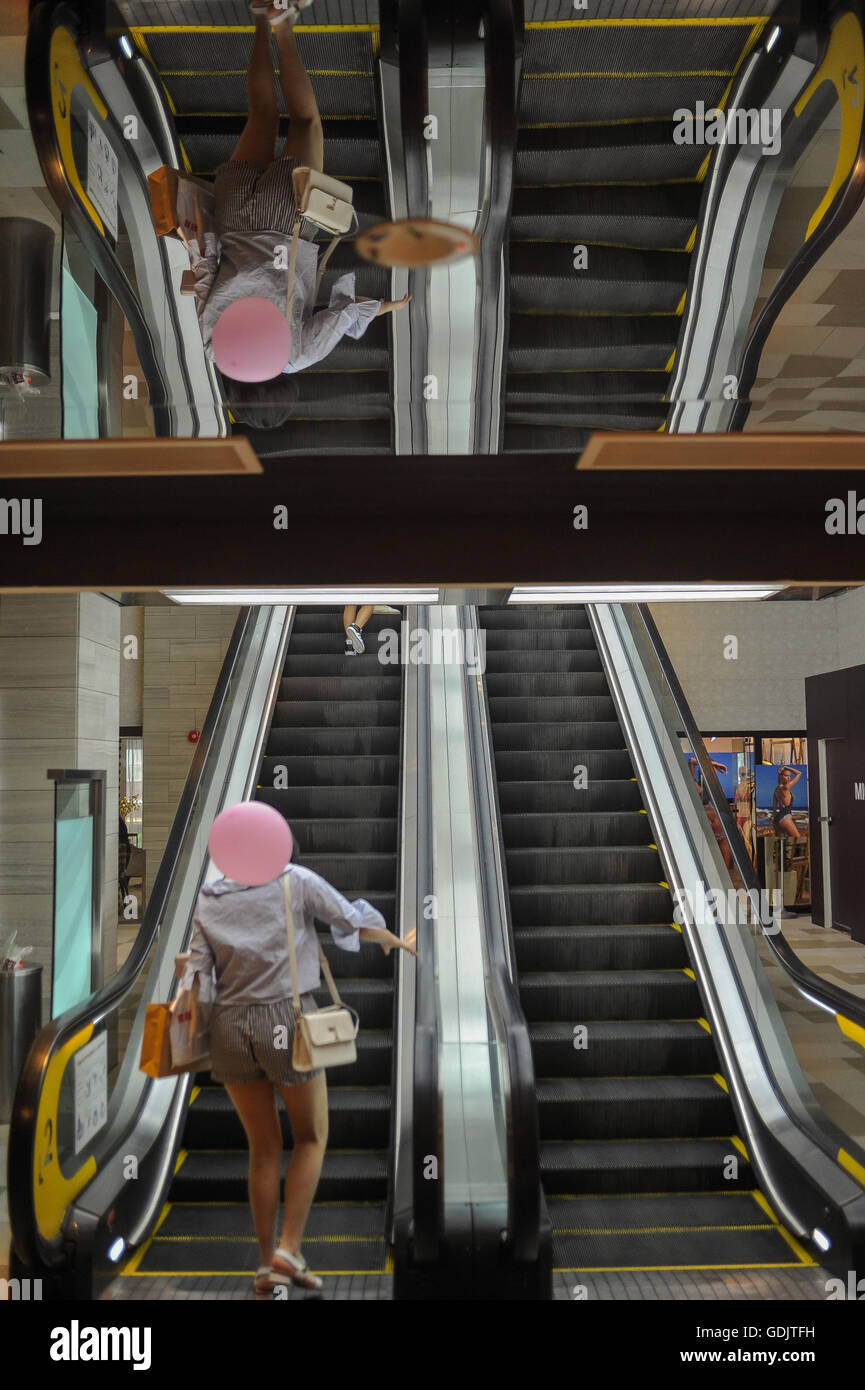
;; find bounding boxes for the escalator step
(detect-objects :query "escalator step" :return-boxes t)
[489,696,617,722]
[487,671,610,698]
[261,726,399,758]
[519,967,700,1018]
[286,373,392,420]
[552,1225,798,1270]
[537,1077,734,1140]
[299,851,397,890]
[175,119,385,180]
[286,815,398,851]
[154,1200,387,1241]
[508,313,678,372]
[478,606,589,628]
[259,785,398,818]
[506,371,667,406]
[162,73,377,119]
[502,811,652,847]
[143,28,378,78]
[509,243,689,315]
[497,780,644,813]
[506,845,663,885]
[484,648,603,672]
[493,721,624,752]
[185,1086,392,1150]
[171,1149,389,1203]
[530,1019,714,1077]
[520,23,752,79]
[266,698,401,729]
[510,181,702,247]
[246,418,393,454]
[495,750,633,780]
[540,1138,753,1195]
[519,73,731,126]
[135,1234,386,1275]
[279,674,402,699]
[259,753,399,785]
[515,925,685,973]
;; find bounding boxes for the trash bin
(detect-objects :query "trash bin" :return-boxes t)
[0,218,55,381]
[0,966,43,1122]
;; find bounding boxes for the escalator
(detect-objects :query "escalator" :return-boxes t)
[504,10,775,453]
[124,607,402,1288]
[121,0,395,453]
[478,604,817,1275]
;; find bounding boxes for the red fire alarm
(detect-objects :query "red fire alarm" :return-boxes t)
[188,730,200,743]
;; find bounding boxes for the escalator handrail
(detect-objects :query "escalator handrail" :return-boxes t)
[464,605,544,1267]
[730,0,865,429]
[409,606,441,1262]
[25,0,172,434]
[8,606,253,1271]
[635,603,865,1034]
[473,0,521,452]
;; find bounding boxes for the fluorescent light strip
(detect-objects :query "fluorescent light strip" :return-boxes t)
[766,24,781,52]
[163,588,441,605]
[509,585,783,604]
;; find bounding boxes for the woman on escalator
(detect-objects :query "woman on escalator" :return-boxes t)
[185,1,409,421]
[180,830,416,1296]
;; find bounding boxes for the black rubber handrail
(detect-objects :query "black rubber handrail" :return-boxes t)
[473,0,521,452]
[463,605,548,1283]
[731,0,865,428]
[8,607,254,1272]
[25,0,173,435]
[635,603,865,1034]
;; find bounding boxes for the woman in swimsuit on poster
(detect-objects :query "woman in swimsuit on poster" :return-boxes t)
[771,765,802,840]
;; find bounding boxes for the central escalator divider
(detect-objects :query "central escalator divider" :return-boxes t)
[478,604,813,1272]
[505,14,769,453]
[130,12,393,454]
[138,607,401,1284]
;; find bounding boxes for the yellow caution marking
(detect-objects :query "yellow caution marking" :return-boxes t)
[683,967,696,980]
[697,1018,712,1034]
[526,18,768,28]
[555,1221,775,1236]
[151,1203,173,1236]
[554,1261,807,1272]
[664,349,676,372]
[837,1013,865,1051]
[793,11,864,239]
[838,1147,865,1188]
[670,920,682,933]
[524,71,735,81]
[675,291,687,316]
[751,1189,816,1264]
[731,1135,750,1161]
[684,226,697,253]
[173,1148,188,1174]
[713,1073,729,1093]
[696,151,712,182]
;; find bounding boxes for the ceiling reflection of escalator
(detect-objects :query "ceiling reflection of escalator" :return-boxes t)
[125,2,393,454]
[505,10,775,454]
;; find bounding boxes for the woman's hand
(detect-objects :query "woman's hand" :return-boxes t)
[359,926,418,957]
[375,293,412,317]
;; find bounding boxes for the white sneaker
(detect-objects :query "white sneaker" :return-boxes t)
[346,623,365,654]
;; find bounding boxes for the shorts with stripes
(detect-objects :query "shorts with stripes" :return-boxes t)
[214,156,316,239]
[210,994,323,1086]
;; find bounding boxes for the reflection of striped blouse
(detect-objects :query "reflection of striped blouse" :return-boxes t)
[180,864,385,1006]
[188,230,381,374]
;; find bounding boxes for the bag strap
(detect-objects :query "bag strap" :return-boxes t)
[282,871,344,1011]
[286,208,361,321]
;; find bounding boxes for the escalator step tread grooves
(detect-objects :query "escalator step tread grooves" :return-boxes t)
[480,605,799,1270]
[507,20,762,451]
[166,607,401,1277]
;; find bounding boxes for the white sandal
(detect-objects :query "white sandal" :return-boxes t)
[270,1246,323,1291]
[250,1,313,26]
[254,1265,276,1299]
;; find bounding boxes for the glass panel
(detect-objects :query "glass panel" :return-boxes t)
[52,783,95,1017]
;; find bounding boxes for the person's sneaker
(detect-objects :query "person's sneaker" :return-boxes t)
[344,639,356,656]
[346,623,365,654]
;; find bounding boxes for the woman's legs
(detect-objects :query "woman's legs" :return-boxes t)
[343,605,357,632]
[355,604,374,630]
[276,1073,328,1260]
[224,1079,283,1268]
[779,815,801,841]
[232,14,279,167]
[274,21,324,170]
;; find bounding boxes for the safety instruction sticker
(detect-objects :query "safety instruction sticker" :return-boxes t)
[86,111,118,240]
[74,1030,107,1155]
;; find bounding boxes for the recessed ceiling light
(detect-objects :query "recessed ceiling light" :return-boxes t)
[508,584,783,604]
[162,588,440,605]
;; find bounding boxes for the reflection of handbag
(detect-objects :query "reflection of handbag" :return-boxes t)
[282,873,358,1072]
[285,166,358,318]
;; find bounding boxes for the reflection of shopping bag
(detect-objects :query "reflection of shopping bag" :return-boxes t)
[139,1003,179,1078]
[148,164,216,242]
[169,980,212,1071]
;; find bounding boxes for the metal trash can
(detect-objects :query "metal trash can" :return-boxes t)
[0,218,55,381]
[0,966,43,1122]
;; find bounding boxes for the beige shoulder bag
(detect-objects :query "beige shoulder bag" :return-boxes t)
[285,166,358,321]
[282,872,359,1071]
